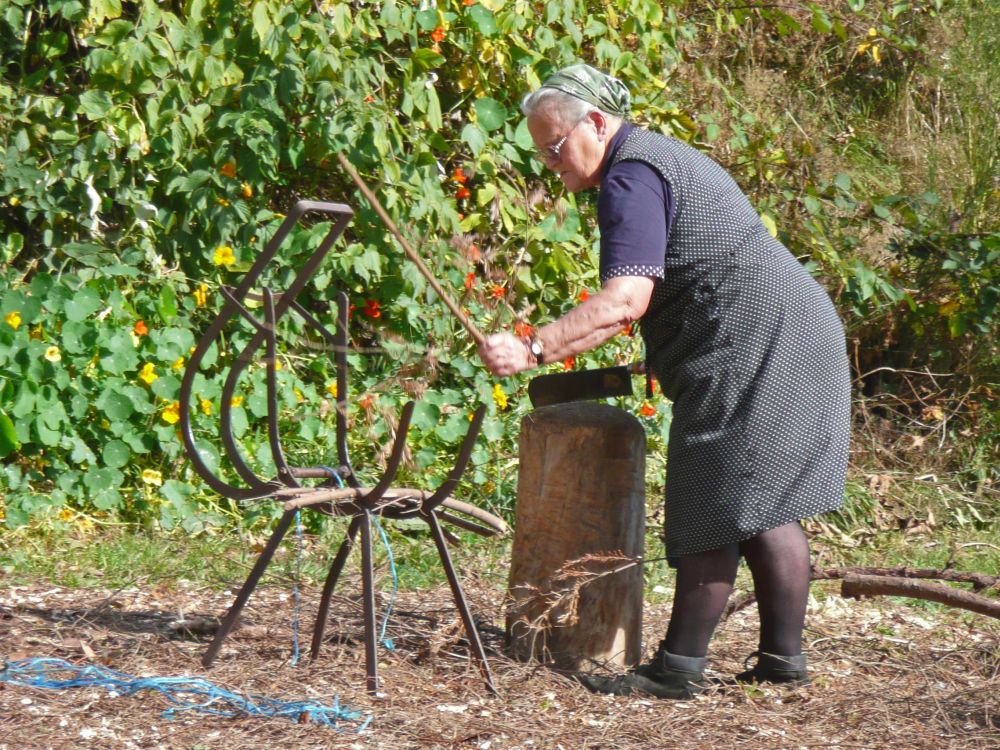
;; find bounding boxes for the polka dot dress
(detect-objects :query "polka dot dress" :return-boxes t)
[604,128,851,557]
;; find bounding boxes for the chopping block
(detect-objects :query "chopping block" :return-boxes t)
[506,402,645,672]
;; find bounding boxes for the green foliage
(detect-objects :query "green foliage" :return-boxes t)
[0,0,996,532]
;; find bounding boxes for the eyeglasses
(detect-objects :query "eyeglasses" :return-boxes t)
[532,116,587,164]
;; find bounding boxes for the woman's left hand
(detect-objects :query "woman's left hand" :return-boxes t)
[478,333,535,376]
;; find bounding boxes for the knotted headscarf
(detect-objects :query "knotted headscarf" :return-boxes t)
[538,64,631,117]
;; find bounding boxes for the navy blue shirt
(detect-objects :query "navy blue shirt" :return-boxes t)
[597,123,673,284]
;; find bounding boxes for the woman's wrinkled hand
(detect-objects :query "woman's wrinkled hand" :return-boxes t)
[478,333,535,376]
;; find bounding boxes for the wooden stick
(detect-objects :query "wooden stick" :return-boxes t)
[336,152,486,347]
[841,574,1000,619]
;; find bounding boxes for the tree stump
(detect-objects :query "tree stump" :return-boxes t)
[506,402,645,672]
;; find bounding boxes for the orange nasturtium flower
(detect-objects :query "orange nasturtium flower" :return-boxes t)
[464,271,476,289]
[430,26,446,43]
[455,186,471,200]
[161,401,181,424]
[489,283,504,300]
[213,245,236,267]
[358,394,374,410]
[452,167,468,184]
[513,321,533,338]
[134,320,148,336]
[219,162,237,178]
[4,311,21,329]
[194,284,208,307]
[138,362,158,385]
[363,299,381,318]
[640,402,656,417]
[579,288,590,302]
[562,356,575,370]
[463,0,474,6]
[241,182,253,199]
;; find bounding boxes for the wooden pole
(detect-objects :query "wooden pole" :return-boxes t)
[506,403,646,671]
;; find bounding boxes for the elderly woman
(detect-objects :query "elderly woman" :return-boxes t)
[477,64,851,698]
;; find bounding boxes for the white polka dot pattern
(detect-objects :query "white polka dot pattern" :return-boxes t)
[606,128,851,557]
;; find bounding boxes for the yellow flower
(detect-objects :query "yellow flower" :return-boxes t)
[491,383,508,410]
[293,387,305,403]
[44,346,61,363]
[138,362,158,385]
[212,245,236,267]
[199,397,212,415]
[4,311,21,329]
[241,182,253,198]
[59,507,74,522]
[273,360,282,371]
[172,357,185,371]
[230,395,244,407]
[325,381,338,397]
[217,197,230,207]
[194,284,208,307]
[161,401,181,424]
[141,469,163,486]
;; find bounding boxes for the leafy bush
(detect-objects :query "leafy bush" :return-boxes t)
[1,0,995,530]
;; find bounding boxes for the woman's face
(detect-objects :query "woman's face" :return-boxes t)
[527,108,608,192]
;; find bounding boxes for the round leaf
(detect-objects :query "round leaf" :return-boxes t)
[474,97,507,132]
[102,439,131,468]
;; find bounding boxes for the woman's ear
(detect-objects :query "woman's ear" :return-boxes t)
[589,109,609,141]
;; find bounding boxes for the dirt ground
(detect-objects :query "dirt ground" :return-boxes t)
[1,571,997,750]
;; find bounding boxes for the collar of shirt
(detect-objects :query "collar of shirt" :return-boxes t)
[599,122,635,182]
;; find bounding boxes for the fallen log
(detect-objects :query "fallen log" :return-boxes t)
[841,574,1000,619]
[812,565,999,593]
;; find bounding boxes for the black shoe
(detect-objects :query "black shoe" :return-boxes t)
[575,645,707,700]
[735,651,809,686]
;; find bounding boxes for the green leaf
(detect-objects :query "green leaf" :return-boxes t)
[411,48,445,71]
[473,97,507,132]
[64,286,103,322]
[101,390,135,421]
[467,5,498,36]
[78,90,115,120]
[0,410,18,458]
[102,439,131,468]
[461,123,486,156]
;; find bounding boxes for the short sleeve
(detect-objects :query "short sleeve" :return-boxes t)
[597,160,672,284]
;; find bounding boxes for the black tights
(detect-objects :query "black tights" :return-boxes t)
[663,521,811,658]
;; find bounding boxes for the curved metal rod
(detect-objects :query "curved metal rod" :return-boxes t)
[358,400,415,509]
[179,201,353,500]
[422,404,486,513]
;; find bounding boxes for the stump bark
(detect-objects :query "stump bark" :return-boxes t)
[506,402,645,671]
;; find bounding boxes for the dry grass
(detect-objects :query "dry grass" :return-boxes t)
[2,570,998,750]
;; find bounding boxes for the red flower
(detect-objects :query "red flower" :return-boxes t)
[430,26,445,43]
[640,402,656,417]
[453,167,468,184]
[489,284,504,300]
[364,299,381,319]
[455,186,471,200]
[578,289,589,302]
[359,394,374,410]
[133,320,148,336]
[514,321,533,338]
[465,271,476,289]
[463,0,475,5]
[562,356,575,370]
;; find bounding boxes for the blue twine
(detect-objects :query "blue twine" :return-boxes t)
[0,658,369,730]
[290,508,303,667]
[318,466,398,651]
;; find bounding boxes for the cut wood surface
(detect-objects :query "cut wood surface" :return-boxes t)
[506,403,646,671]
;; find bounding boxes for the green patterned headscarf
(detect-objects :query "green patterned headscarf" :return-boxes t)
[539,64,631,117]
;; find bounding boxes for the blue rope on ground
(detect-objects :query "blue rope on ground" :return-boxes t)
[0,658,369,730]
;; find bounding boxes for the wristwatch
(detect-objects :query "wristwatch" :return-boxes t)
[528,336,544,365]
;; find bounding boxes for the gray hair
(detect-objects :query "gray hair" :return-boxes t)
[521,87,601,126]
